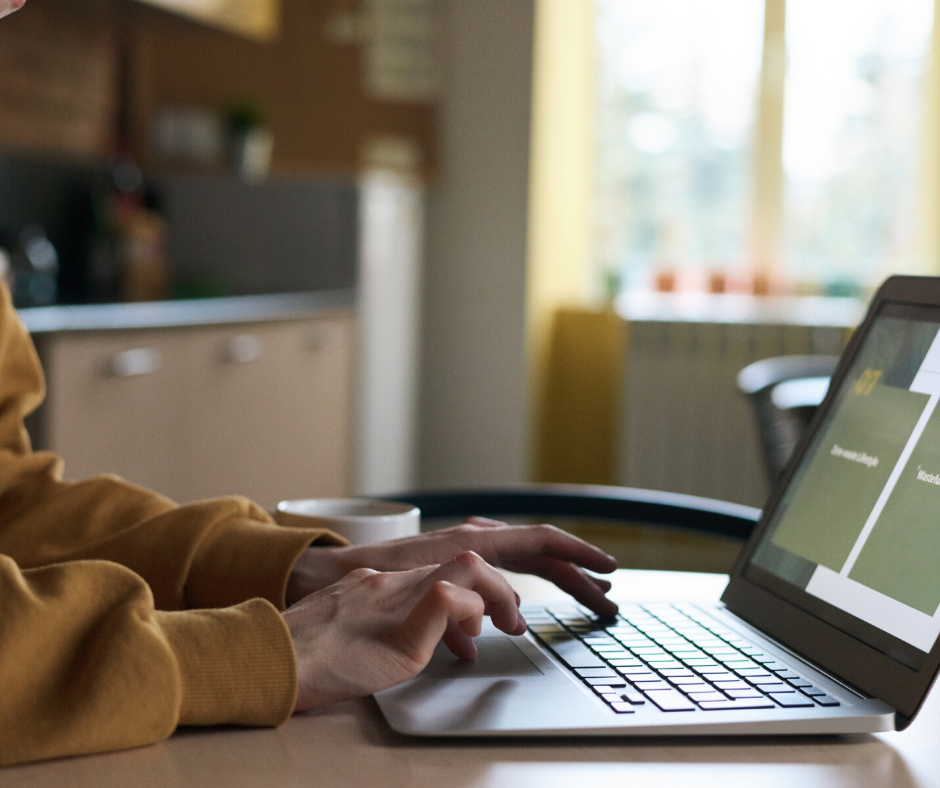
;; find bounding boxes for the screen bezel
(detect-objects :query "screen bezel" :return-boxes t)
[722,275,940,726]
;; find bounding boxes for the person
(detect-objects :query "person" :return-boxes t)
[0,0,619,766]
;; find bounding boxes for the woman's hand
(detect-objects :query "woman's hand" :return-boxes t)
[287,517,618,616]
[283,551,528,711]
[0,0,27,20]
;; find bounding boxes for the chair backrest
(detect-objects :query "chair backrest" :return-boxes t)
[737,355,840,484]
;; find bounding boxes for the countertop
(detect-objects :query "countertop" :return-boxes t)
[17,289,357,334]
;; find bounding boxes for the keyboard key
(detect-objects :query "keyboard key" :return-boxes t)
[659,668,696,678]
[725,662,772,678]
[696,669,735,681]
[575,668,617,678]
[540,637,605,668]
[774,670,800,680]
[671,681,711,693]
[633,680,672,692]
[607,658,643,667]
[812,694,840,707]
[720,658,757,668]
[801,686,827,697]
[530,624,565,633]
[616,638,654,648]
[610,702,635,714]
[645,689,697,711]
[763,661,791,672]
[634,651,671,661]
[586,677,627,687]
[699,698,775,710]
[646,661,684,670]
[712,680,750,690]
[726,689,765,699]
[749,679,789,690]
[669,648,705,657]
[688,692,727,703]
[600,693,623,703]
[617,668,656,679]
[683,659,721,668]
[769,693,814,708]
[734,668,771,679]
[621,688,646,704]
[788,678,813,688]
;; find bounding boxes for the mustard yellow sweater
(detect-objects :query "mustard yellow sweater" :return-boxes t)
[0,283,344,766]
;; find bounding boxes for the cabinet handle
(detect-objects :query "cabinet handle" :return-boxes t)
[224,334,262,363]
[305,325,344,353]
[107,348,162,378]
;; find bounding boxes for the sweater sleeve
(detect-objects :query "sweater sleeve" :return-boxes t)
[0,283,342,765]
[0,554,298,766]
[0,282,346,612]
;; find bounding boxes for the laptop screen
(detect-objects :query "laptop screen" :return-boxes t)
[745,303,940,670]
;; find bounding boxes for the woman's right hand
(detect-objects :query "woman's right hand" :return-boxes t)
[282,551,527,712]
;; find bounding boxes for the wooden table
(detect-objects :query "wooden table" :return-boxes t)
[4,569,939,788]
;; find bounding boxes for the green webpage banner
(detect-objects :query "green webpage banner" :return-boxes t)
[754,316,940,652]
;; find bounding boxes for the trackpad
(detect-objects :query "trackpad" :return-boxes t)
[418,637,543,679]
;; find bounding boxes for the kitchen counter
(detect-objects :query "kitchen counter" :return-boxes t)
[18,289,357,334]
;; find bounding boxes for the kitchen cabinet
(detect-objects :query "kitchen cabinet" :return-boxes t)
[133,0,279,42]
[28,305,355,509]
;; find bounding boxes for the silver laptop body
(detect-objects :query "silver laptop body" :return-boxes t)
[376,276,940,737]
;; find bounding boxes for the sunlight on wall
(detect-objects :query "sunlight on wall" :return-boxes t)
[526,0,595,473]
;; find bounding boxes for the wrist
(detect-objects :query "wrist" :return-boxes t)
[286,546,354,605]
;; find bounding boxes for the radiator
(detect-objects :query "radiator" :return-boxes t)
[615,295,860,509]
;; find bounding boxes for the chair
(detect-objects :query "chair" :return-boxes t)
[386,483,760,543]
[737,355,840,484]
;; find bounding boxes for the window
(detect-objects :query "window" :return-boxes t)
[594,0,937,295]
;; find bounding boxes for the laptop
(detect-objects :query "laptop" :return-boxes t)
[376,275,940,736]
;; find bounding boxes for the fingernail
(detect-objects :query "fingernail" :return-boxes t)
[517,611,527,631]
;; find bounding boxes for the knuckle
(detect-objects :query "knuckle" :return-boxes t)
[454,550,484,570]
[346,567,379,582]
[428,580,455,603]
[348,567,376,579]
[532,523,563,541]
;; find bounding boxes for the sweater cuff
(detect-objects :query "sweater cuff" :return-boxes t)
[186,518,346,611]
[155,600,297,727]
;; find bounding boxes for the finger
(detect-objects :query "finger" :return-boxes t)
[592,576,613,593]
[393,581,485,664]
[476,524,618,575]
[464,516,506,528]
[442,619,479,659]
[415,552,525,636]
[515,556,619,616]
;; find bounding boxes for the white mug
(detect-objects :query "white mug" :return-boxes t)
[274,498,420,545]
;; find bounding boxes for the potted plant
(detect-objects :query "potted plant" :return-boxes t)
[225,99,274,183]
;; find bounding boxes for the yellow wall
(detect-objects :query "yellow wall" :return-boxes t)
[526,0,596,478]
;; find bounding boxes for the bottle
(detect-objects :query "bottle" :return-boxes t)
[3,224,59,307]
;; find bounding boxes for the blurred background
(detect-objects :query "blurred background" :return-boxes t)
[1,0,935,568]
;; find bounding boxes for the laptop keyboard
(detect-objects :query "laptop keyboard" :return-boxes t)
[525,602,841,714]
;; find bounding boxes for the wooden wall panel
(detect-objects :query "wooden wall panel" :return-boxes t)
[0,0,435,176]
[133,0,436,175]
[0,0,118,159]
